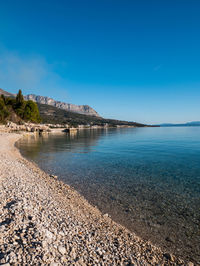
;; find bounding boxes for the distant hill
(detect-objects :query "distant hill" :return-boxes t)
[0,88,147,127]
[38,103,146,127]
[186,121,200,126]
[159,121,200,127]
[25,94,100,117]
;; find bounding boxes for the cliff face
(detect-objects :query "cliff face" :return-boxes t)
[24,94,100,117]
[0,89,100,117]
[0,88,15,98]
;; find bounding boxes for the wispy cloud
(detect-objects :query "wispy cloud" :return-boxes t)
[0,49,68,99]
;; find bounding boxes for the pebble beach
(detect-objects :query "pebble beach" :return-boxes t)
[0,132,188,265]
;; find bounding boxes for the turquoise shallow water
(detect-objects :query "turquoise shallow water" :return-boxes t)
[17,127,200,263]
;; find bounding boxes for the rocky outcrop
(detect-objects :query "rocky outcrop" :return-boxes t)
[4,122,50,133]
[0,122,77,134]
[25,94,100,117]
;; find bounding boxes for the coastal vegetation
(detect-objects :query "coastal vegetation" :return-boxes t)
[38,103,146,127]
[0,89,146,127]
[0,90,41,123]
[0,90,145,127]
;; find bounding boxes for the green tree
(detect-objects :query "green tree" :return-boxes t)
[16,89,24,105]
[0,90,42,124]
[15,89,25,117]
[1,94,6,104]
[0,97,10,122]
[23,100,41,123]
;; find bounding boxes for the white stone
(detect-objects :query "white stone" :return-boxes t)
[50,263,59,266]
[45,230,53,239]
[58,245,66,255]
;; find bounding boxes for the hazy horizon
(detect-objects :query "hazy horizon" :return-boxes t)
[0,0,200,124]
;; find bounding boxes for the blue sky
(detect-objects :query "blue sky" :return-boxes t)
[0,0,200,124]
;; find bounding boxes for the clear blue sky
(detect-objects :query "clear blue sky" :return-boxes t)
[0,0,199,124]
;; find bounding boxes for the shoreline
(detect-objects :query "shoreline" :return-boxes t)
[0,132,186,265]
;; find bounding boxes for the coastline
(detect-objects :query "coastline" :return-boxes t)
[0,132,186,265]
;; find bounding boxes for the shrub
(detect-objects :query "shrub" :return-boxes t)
[23,100,41,123]
[0,96,10,121]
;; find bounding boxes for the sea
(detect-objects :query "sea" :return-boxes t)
[16,127,200,263]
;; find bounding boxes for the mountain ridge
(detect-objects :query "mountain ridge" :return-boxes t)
[0,88,148,127]
[24,94,100,117]
[0,89,100,117]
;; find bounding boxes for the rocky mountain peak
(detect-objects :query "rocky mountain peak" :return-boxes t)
[24,94,100,117]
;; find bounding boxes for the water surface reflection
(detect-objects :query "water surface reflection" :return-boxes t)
[17,127,200,263]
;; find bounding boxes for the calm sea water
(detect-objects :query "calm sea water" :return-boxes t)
[17,127,200,263]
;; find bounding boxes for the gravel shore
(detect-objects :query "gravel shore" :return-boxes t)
[0,132,187,265]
